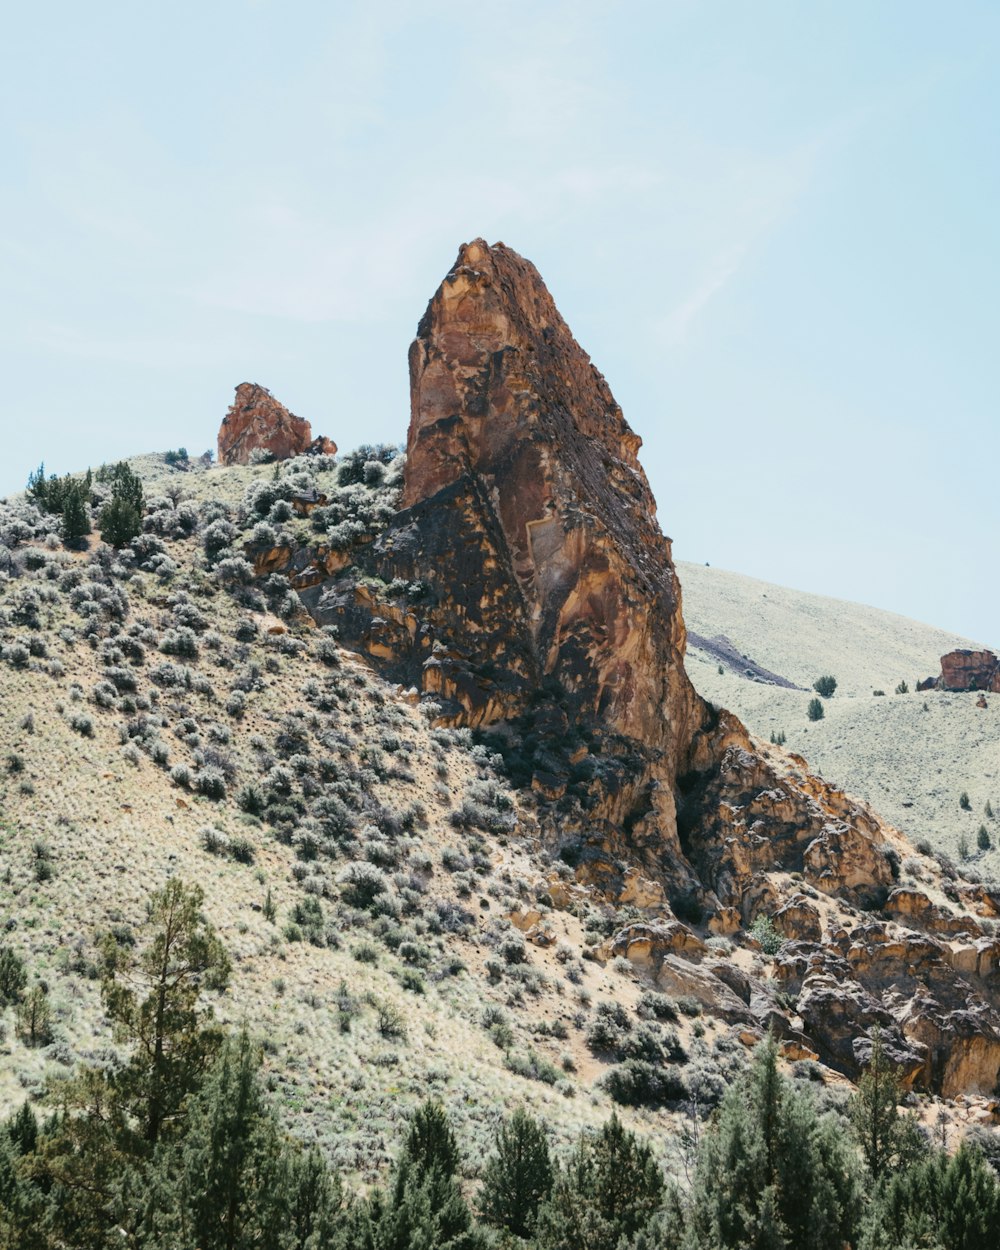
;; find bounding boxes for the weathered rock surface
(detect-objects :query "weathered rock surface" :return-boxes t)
[287,239,1000,1097]
[218,382,336,466]
[923,648,1000,693]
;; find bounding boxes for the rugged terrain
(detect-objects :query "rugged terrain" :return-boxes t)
[1,238,999,1191]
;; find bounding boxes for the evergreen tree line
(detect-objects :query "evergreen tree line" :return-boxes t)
[26,460,145,549]
[1,880,998,1249]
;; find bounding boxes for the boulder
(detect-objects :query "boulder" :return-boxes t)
[938,649,1000,693]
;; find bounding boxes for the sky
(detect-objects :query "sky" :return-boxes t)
[2,1,998,644]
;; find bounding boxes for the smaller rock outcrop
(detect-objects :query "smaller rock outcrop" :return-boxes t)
[217,383,337,466]
[922,649,1000,694]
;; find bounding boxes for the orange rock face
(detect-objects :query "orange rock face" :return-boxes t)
[404,238,701,772]
[217,383,337,466]
[294,240,1000,1095]
[938,649,1000,693]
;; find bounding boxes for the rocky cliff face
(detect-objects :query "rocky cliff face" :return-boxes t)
[218,382,336,466]
[291,240,1000,1097]
[935,649,1000,693]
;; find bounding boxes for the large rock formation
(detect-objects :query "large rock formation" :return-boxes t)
[218,382,336,466]
[929,649,1000,693]
[287,240,1000,1096]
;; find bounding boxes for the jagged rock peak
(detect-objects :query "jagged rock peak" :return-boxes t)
[404,238,699,756]
[217,382,336,467]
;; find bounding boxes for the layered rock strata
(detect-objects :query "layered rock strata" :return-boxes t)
[287,240,1000,1096]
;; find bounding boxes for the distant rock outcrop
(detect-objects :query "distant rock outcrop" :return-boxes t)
[285,240,1000,1096]
[940,649,1000,693]
[217,382,336,466]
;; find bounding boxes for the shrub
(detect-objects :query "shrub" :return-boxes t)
[375,1000,407,1039]
[504,1048,560,1085]
[807,697,825,721]
[200,827,230,856]
[895,680,909,695]
[338,861,388,909]
[236,783,264,816]
[196,768,227,800]
[0,948,28,1005]
[602,1059,687,1107]
[636,991,679,1023]
[586,1001,632,1055]
[813,675,837,698]
[499,934,528,965]
[69,713,95,737]
[229,836,256,865]
[750,914,785,955]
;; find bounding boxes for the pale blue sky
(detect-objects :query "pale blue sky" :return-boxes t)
[3,1,997,644]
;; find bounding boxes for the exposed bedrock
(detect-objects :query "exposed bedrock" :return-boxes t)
[282,240,1000,1095]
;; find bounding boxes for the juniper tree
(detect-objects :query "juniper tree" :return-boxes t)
[61,481,91,547]
[848,1028,922,1183]
[403,1099,460,1179]
[685,1036,860,1250]
[99,461,145,548]
[366,1099,482,1250]
[479,1106,553,1238]
[862,1143,1000,1250]
[138,1030,301,1250]
[536,1113,664,1250]
[100,879,230,1146]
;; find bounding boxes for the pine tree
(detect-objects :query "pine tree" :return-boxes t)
[848,1028,922,1183]
[61,481,91,547]
[863,1143,1000,1250]
[99,461,145,548]
[403,1099,461,1178]
[479,1106,553,1238]
[100,879,230,1146]
[140,1030,293,1250]
[685,1037,860,1250]
[536,1114,664,1250]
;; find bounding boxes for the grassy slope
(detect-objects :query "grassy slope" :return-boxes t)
[0,454,740,1182]
[679,560,1000,871]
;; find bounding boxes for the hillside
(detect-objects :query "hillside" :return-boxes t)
[1,450,720,1180]
[680,561,1000,870]
[2,239,1000,1249]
